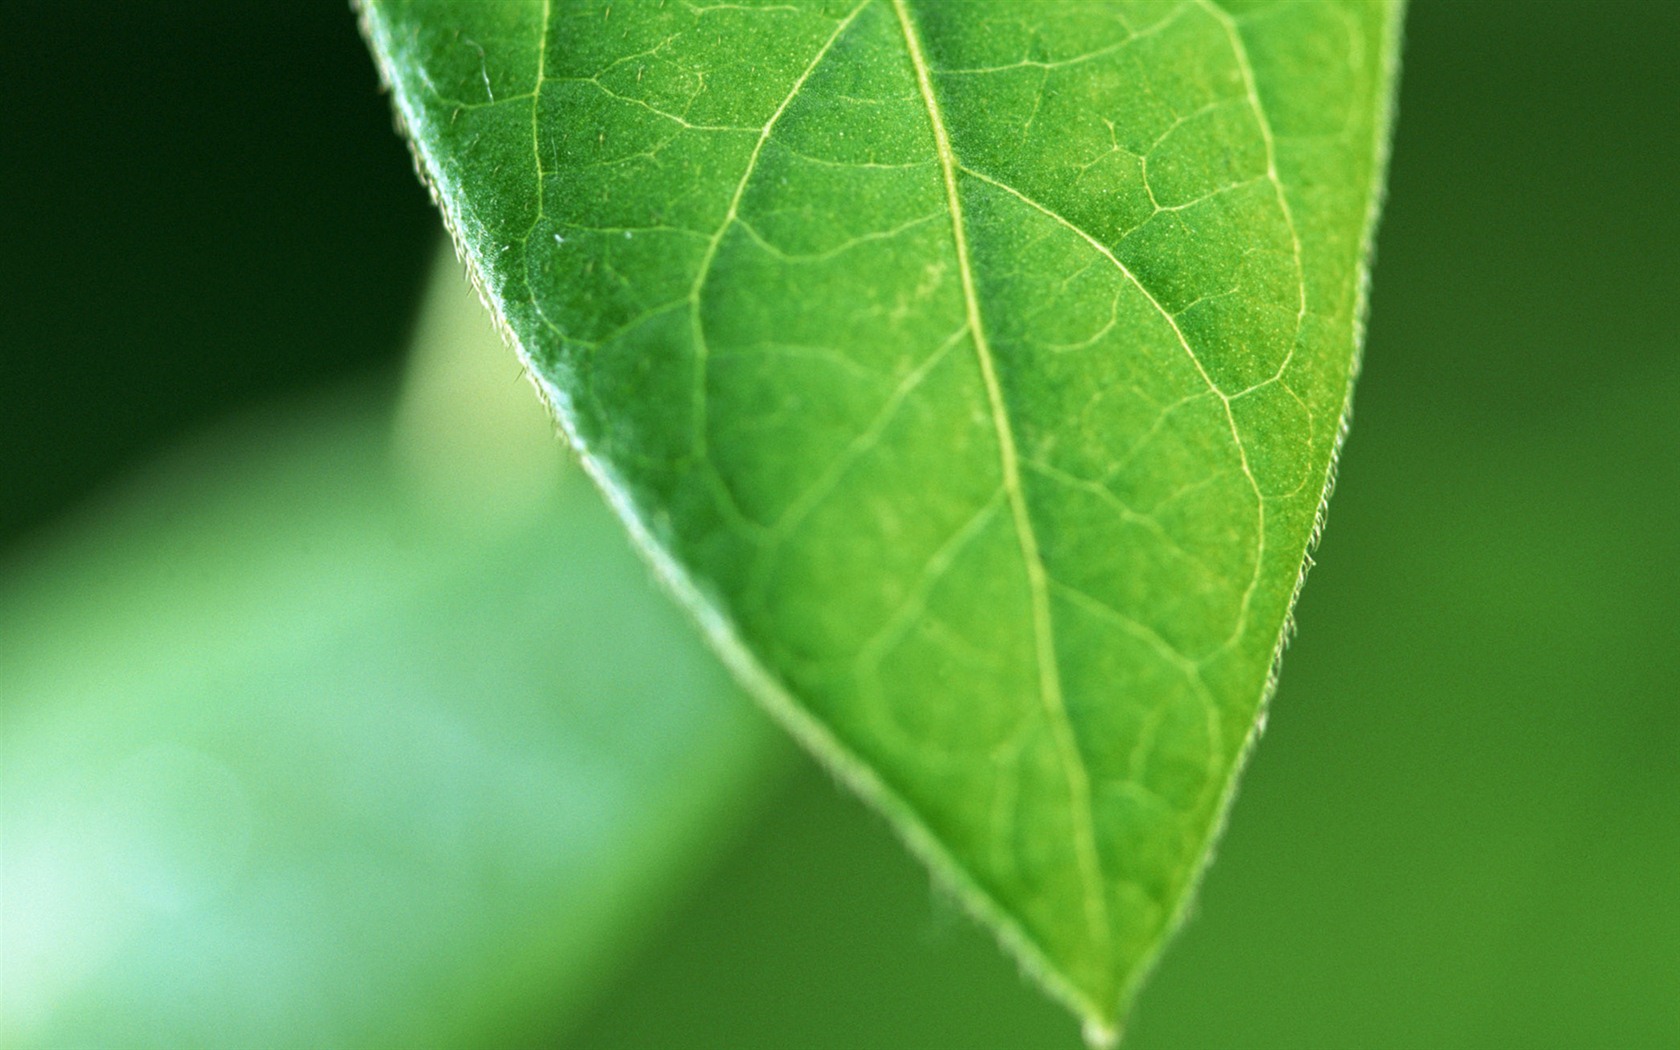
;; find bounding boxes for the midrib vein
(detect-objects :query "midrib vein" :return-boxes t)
[892,0,1113,961]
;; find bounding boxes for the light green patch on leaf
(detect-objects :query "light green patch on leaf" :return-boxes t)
[361,0,1402,1037]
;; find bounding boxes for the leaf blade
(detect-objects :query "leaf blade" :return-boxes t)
[361,0,1403,1033]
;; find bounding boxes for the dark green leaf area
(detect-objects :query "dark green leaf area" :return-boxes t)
[363,0,1399,1030]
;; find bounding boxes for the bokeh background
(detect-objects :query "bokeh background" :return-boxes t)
[2,2,1675,1048]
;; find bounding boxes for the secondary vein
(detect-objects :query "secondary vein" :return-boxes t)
[958,163,1268,654]
[686,1,869,528]
[891,0,1113,964]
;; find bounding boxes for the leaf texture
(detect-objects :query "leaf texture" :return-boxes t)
[361,0,1402,1035]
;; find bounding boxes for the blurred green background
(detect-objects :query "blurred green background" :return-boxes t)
[2,2,1675,1048]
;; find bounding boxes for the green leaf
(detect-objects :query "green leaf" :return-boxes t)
[361,0,1401,1036]
[0,254,777,1049]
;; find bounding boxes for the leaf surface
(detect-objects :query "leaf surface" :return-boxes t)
[361,0,1401,1034]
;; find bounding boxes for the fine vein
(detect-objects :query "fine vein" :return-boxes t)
[688,2,869,523]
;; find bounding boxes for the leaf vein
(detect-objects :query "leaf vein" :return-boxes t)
[686,0,871,531]
[956,162,1268,654]
[894,0,1113,961]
